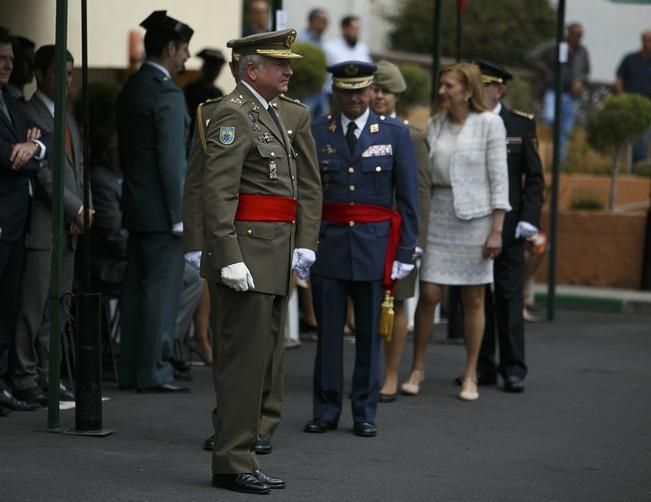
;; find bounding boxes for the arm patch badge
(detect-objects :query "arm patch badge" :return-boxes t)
[219,127,236,145]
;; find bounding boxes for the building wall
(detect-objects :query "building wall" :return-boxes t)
[0,0,242,91]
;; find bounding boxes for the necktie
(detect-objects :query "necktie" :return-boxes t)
[0,91,12,125]
[346,121,357,154]
[267,105,285,146]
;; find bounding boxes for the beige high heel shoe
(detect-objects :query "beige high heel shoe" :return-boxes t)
[400,370,425,395]
[459,378,479,401]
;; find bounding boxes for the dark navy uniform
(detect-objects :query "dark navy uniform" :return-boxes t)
[479,104,543,382]
[309,63,419,429]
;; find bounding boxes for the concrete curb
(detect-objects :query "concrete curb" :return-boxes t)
[534,284,651,315]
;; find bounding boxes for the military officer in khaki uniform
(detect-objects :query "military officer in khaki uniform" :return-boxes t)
[184,42,321,455]
[369,61,432,401]
[197,30,321,495]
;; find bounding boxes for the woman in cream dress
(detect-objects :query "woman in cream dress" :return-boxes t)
[401,63,510,401]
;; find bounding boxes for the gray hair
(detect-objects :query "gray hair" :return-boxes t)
[239,54,264,81]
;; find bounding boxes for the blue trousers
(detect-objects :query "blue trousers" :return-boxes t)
[311,275,383,425]
[543,89,578,165]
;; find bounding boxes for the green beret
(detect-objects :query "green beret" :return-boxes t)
[374,61,407,94]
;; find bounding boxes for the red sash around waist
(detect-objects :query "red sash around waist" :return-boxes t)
[235,194,297,222]
[321,203,402,290]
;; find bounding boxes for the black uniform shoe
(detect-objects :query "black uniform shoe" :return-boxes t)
[353,421,377,437]
[169,357,192,373]
[203,434,215,451]
[0,406,10,417]
[304,418,338,433]
[379,393,396,403]
[254,469,285,489]
[253,434,272,455]
[212,473,270,495]
[1,389,40,411]
[14,387,48,407]
[503,375,525,393]
[136,383,190,393]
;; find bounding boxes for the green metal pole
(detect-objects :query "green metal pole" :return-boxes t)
[430,0,443,106]
[547,0,566,322]
[47,0,68,430]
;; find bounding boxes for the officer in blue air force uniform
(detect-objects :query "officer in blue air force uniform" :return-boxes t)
[305,61,419,438]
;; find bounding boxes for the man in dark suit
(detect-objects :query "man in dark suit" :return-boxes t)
[305,61,419,437]
[475,60,544,393]
[0,29,46,414]
[116,11,193,393]
[11,45,86,406]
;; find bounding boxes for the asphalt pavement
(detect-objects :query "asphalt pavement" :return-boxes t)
[1,310,650,502]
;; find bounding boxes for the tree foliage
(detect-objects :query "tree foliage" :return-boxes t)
[397,62,431,115]
[386,0,556,66]
[586,94,651,153]
[287,42,327,100]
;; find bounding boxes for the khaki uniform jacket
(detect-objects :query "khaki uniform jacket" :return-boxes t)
[194,83,321,296]
[407,123,432,248]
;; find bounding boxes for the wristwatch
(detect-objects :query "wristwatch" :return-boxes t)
[31,140,42,157]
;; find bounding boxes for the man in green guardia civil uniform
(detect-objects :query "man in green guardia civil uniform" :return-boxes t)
[116,11,192,392]
[184,39,321,456]
[193,29,321,495]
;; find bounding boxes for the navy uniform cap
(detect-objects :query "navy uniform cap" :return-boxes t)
[140,10,194,43]
[328,61,378,90]
[196,48,225,63]
[475,59,513,84]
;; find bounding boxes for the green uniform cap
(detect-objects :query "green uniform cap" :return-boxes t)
[227,29,302,60]
[374,60,407,94]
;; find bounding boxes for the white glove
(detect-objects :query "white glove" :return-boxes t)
[391,260,415,281]
[171,221,184,236]
[292,248,316,280]
[184,251,202,270]
[515,221,538,240]
[221,262,255,292]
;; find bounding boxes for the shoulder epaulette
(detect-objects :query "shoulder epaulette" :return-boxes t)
[228,93,248,106]
[197,97,225,153]
[278,94,307,108]
[513,109,534,120]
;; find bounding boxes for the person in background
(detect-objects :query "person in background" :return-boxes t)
[116,10,193,393]
[370,61,431,403]
[527,22,590,165]
[615,30,651,168]
[401,63,510,402]
[12,45,88,406]
[0,27,46,416]
[297,8,330,119]
[184,47,225,145]
[7,35,35,101]
[472,60,543,394]
[242,0,271,37]
[305,61,418,437]
[323,16,372,103]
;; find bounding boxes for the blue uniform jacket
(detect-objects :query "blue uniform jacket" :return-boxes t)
[310,110,419,282]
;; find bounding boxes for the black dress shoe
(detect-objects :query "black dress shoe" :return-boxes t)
[304,418,337,433]
[379,393,396,403]
[1,389,40,411]
[136,383,190,393]
[454,373,497,386]
[503,375,525,393]
[203,434,215,451]
[14,387,48,407]
[253,434,272,455]
[169,357,192,373]
[353,422,377,437]
[43,383,75,402]
[0,406,10,417]
[212,473,270,495]
[254,469,285,489]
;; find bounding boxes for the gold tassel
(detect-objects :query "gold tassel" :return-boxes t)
[378,290,395,342]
